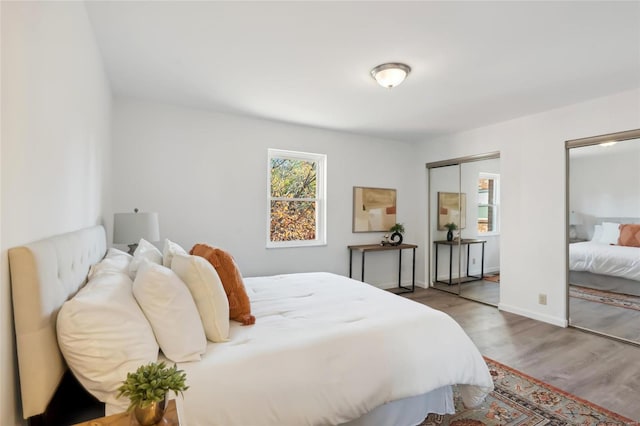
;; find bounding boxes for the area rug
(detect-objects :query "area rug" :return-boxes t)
[570,285,640,312]
[483,274,500,283]
[420,357,636,426]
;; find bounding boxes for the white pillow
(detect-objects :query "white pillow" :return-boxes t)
[57,272,159,412]
[591,225,603,243]
[162,238,187,268]
[88,248,132,280]
[129,238,162,279]
[600,222,621,245]
[171,254,230,342]
[133,262,207,362]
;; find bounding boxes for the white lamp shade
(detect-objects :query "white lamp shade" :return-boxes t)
[569,211,583,225]
[113,212,160,244]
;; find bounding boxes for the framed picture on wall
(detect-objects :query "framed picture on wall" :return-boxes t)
[438,192,466,230]
[353,187,397,232]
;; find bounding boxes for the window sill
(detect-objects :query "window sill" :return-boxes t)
[266,240,327,249]
[478,232,500,237]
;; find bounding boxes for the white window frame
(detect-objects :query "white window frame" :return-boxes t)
[266,149,327,248]
[477,172,500,236]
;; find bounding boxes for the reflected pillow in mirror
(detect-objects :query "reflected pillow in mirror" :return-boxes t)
[600,222,621,245]
[591,225,603,243]
[618,224,640,247]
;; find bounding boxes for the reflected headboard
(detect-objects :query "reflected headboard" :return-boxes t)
[8,226,106,419]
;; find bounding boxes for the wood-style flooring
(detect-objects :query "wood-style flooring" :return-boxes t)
[432,279,500,306]
[402,288,640,421]
[570,294,640,343]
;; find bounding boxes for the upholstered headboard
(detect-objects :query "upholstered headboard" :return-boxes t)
[8,226,106,419]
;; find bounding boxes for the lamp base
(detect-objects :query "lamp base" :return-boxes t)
[127,243,138,255]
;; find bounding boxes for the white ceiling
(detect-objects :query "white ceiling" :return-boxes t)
[85,1,640,142]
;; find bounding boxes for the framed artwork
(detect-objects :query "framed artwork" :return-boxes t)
[353,187,397,232]
[438,192,466,230]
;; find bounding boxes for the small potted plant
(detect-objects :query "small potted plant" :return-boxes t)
[117,362,188,426]
[444,222,458,241]
[389,223,405,245]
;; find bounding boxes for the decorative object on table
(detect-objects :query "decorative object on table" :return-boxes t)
[380,234,392,246]
[117,361,188,426]
[444,222,458,242]
[389,223,405,245]
[437,192,466,230]
[353,187,397,232]
[113,208,160,254]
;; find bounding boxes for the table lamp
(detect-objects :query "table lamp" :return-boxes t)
[113,209,160,254]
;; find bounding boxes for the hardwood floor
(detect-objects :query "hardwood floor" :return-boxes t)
[570,294,640,343]
[432,279,500,306]
[402,288,640,421]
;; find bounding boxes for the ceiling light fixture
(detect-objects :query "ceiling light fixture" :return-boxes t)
[370,62,411,88]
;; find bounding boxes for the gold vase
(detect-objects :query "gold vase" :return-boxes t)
[133,399,166,426]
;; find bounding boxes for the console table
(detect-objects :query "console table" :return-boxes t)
[348,243,418,294]
[433,239,486,286]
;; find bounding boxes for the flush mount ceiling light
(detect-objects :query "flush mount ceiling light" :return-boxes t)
[370,62,411,88]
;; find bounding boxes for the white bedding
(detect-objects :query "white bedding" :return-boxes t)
[569,241,640,282]
[159,272,492,426]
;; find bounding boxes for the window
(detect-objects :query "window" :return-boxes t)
[477,173,500,234]
[267,149,326,248]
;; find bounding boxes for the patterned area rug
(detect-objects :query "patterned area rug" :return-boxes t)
[570,285,640,312]
[420,357,636,426]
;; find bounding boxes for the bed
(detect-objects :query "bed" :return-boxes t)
[9,225,493,425]
[569,220,640,295]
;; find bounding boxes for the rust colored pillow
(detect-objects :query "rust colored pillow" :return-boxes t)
[618,224,640,248]
[190,244,255,326]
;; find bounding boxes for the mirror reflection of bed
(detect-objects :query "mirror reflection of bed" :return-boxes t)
[567,131,640,344]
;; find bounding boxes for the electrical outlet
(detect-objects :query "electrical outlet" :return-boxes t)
[472,258,476,265]
[538,293,547,305]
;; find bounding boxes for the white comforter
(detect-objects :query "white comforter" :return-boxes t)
[175,272,492,426]
[570,241,640,282]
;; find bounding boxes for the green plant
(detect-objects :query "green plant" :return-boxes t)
[444,222,458,231]
[117,362,188,412]
[389,223,405,234]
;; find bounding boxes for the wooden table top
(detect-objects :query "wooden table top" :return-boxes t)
[73,399,178,426]
[433,239,486,245]
[348,243,418,251]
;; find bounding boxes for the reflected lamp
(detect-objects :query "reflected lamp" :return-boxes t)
[113,209,160,254]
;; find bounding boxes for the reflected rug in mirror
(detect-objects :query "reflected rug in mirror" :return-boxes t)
[570,285,640,312]
[420,357,636,426]
[483,274,500,283]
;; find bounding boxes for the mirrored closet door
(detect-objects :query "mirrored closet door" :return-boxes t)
[428,153,501,306]
[429,163,462,296]
[566,129,640,344]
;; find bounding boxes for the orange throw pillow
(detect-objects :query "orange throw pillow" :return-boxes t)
[190,244,255,326]
[618,224,640,248]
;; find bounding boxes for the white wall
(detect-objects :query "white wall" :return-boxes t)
[111,98,419,287]
[415,88,640,327]
[570,146,640,239]
[0,2,112,424]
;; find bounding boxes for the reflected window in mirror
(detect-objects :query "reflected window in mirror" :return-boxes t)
[477,173,500,235]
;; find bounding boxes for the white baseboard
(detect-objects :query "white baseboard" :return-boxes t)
[498,303,568,327]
